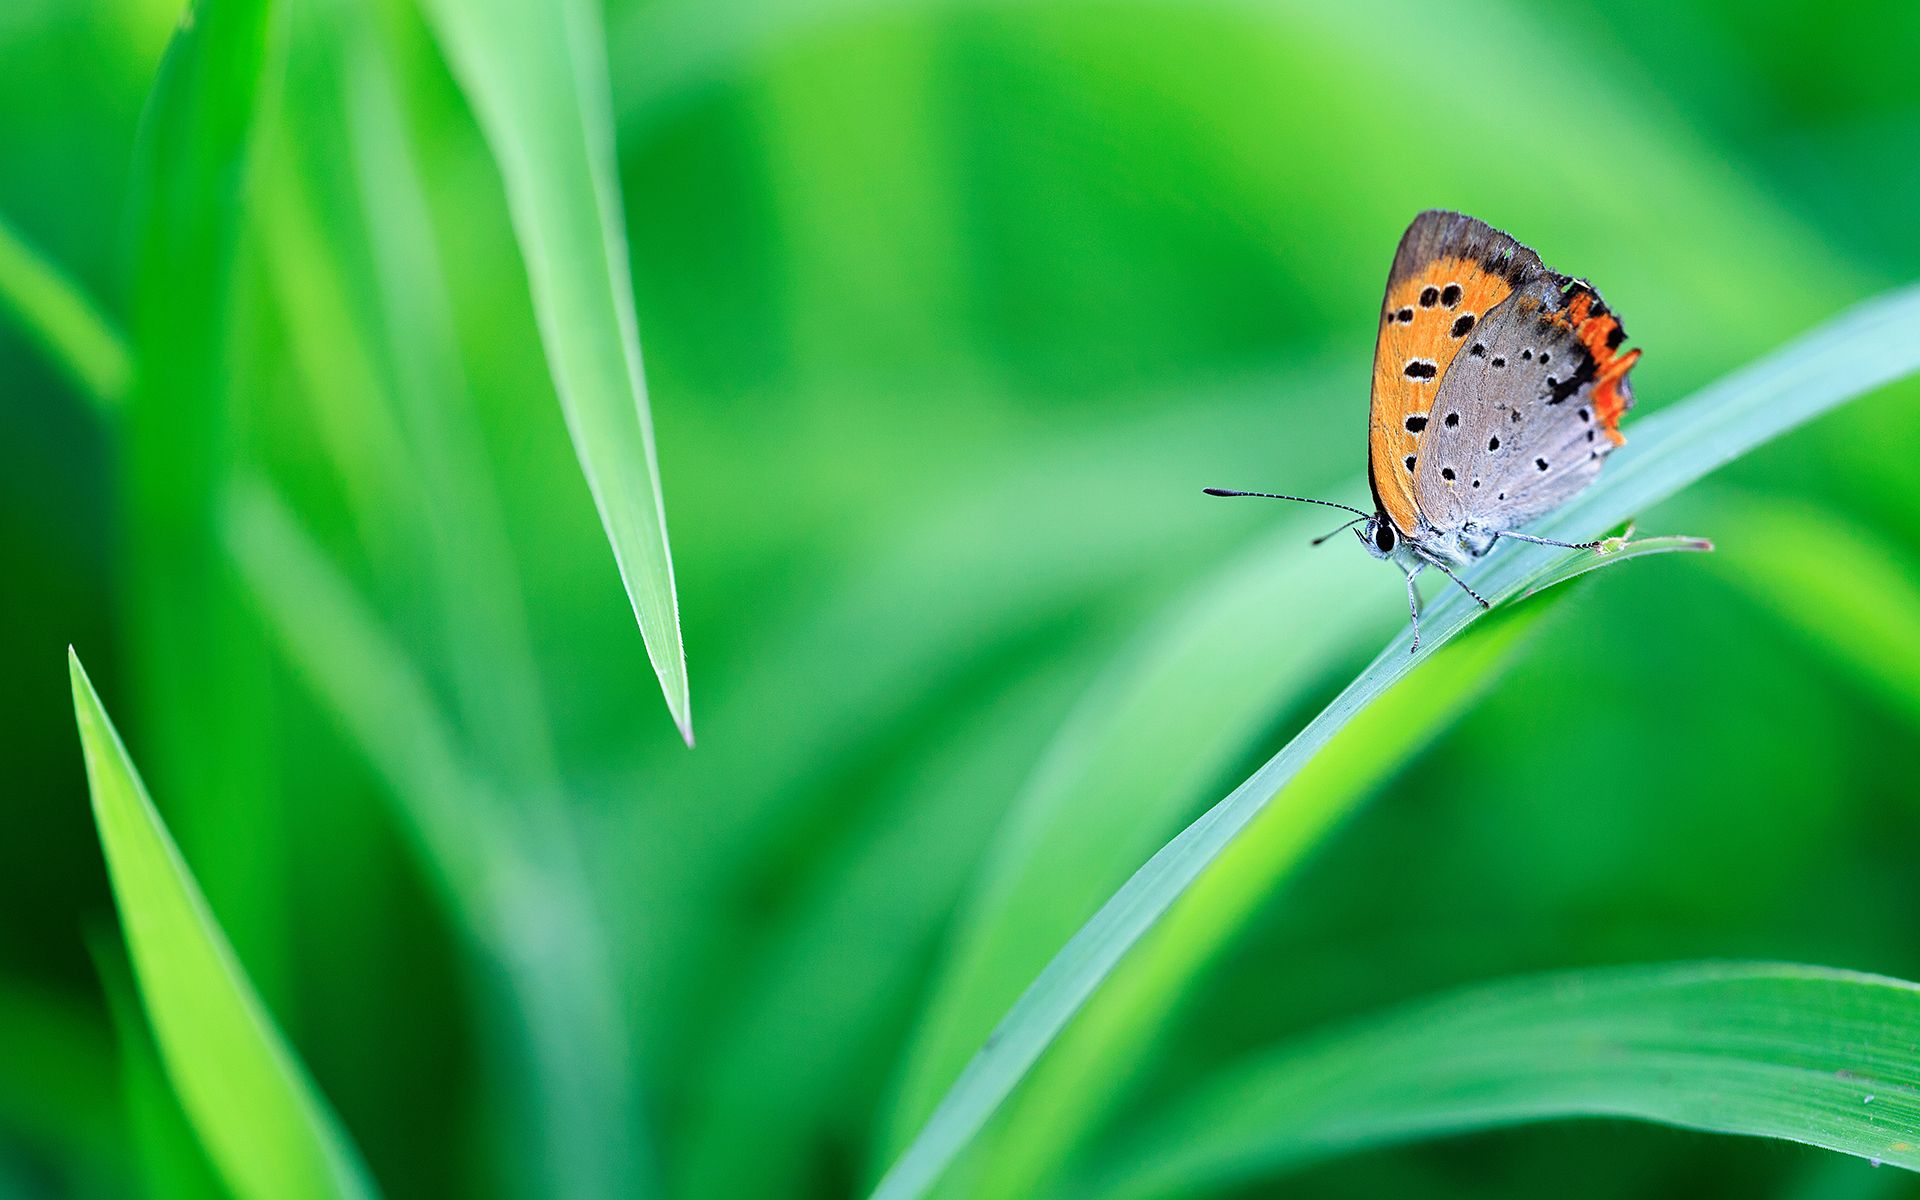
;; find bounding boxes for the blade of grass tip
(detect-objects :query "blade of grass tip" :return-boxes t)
[414,0,691,743]
[983,607,1544,1196]
[0,208,131,410]
[1090,963,1920,1199]
[68,650,378,1200]
[1698,492,1920,730]
[871,283,1920,1200]
[223,479,653,1200]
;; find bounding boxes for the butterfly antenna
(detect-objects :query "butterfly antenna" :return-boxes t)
[1310,516,1368,546]
[1202,488,1371,519]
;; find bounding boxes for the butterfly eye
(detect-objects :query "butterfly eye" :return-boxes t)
[1374,522,1397,553]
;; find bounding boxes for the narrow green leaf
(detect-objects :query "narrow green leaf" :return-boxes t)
[0,208,130,410]
[67,650,377,1200]
[414,0,692,742]
[872,284,1920,1200]
[1093,963,1920,1198]
[983,609,1543,1195]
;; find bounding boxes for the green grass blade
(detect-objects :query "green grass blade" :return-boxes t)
[981,609,1544,1195]
[0,208,130,410]
[67,651,377,1200]
[414,0,692,743]
[871,284,1920,1200]
[1092,963,1920,1198]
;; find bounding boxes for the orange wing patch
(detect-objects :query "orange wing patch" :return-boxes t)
[1368,256,1515,531]
[1560,289,1638,446]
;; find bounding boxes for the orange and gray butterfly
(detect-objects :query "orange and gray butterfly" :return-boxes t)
[1367,211,1542,536]
[1411,272,1640,535]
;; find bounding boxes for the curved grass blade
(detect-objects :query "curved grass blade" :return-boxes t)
[415,0,692,743]
[871,284,1920,1200]
[885,519,1704,1158]
[1090,963,1920,1199]
[68,651,377,1200]
[0,208,130,410]
[980,607,1544,1195]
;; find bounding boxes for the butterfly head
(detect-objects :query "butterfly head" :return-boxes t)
[1356,512,1400,560]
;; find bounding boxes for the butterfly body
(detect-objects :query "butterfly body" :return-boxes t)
[1209,211,1640,648]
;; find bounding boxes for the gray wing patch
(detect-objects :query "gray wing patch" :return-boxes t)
[1412,281,1617,533]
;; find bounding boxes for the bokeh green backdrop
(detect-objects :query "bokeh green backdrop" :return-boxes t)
[6,0,1920,1196]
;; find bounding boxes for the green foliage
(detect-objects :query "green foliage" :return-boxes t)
[415,0,693,743]
[1099,963,1920,1198]
[874,285,1920,1199]
[69,652,376,1200]
[7,1,1920,1198]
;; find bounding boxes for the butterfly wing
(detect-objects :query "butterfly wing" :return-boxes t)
[1412,267,1639,534]
[1368,211,1540,534]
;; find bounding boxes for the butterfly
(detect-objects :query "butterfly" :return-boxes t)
[1208,210,1640,650]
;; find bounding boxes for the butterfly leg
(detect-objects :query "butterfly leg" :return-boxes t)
[1403,568,1423,654]
[1493,529,1603,551]
[1427,558,1492,610]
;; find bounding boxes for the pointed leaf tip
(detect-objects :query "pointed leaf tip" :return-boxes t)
[67,652,378,1200]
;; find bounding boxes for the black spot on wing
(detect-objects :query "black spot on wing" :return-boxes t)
[1546,353,1598,405]
[1440,283,1463,307]
[1451,313,1476,338]
[1404,359,1438,380]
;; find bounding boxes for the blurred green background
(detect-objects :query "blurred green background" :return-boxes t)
[6,0,1920,1196]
